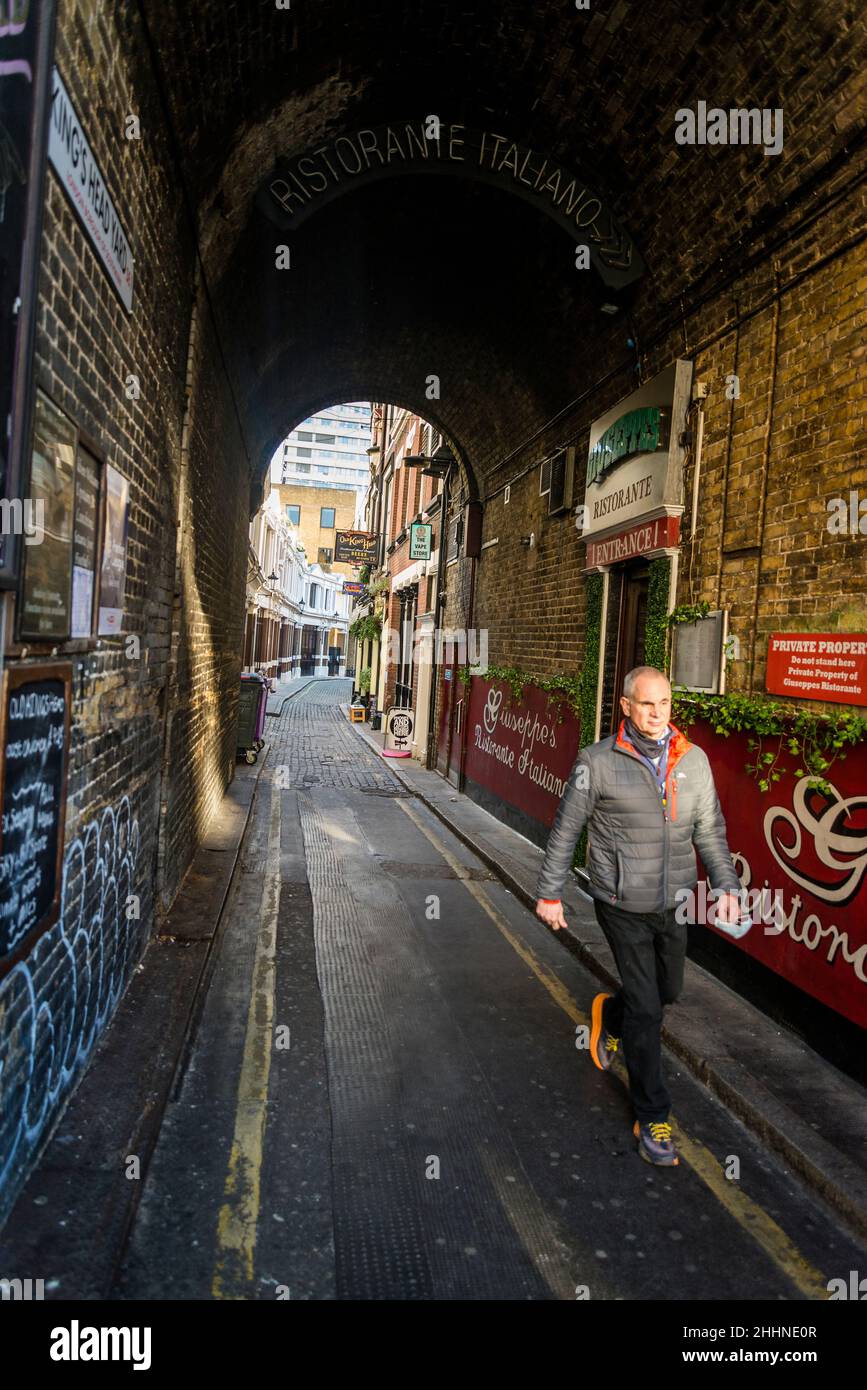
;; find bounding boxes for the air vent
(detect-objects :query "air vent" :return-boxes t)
[539,459,552,496]
[548,447,576,516]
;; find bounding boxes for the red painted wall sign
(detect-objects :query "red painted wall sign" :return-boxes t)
[689,720,867,1029]
[464,677,581,828]
[584,513,680,570]
[765,632,867,707]
[464,677,867,1029]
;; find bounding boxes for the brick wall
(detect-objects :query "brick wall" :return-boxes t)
[0,1,250,1225]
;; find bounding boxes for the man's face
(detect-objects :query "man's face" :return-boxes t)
[620,675,672,737]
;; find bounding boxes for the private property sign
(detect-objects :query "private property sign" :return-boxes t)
[48,68,134,312]
[765,633,867,706]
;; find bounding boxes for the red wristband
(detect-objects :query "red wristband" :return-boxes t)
[540,898,561,904]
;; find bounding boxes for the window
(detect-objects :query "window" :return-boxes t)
[286,505,300,525]
[309,584,319,608]
[315,433,335,444]
[318,546,333,567]
[296,447,312,458]
[297,463,310,474]
[297,431,312,440]
[320,507,335,528]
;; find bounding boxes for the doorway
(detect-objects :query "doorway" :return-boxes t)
[610,561,650,733]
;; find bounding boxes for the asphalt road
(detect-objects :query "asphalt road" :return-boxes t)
[114,680,867,1301]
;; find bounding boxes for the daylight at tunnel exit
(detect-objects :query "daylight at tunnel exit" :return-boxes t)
[0,0,866,1353]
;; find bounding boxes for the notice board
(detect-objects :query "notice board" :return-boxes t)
[0,663,71,971]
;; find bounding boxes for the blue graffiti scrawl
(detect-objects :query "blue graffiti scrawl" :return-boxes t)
[0,796,142,1225]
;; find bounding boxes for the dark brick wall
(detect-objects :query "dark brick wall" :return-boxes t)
[0,2,249,1225]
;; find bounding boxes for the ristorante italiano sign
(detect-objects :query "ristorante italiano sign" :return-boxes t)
[256,121,643,289]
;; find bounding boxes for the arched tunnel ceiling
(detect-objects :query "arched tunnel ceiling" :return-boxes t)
[139,0,865,496]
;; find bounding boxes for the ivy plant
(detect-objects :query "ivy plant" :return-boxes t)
[670,688,867,794]
[349,612,382,644]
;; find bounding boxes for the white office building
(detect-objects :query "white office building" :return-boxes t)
[271,402,372,492]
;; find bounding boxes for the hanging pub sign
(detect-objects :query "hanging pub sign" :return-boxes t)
[409,521,432,560]
[342,580,366,596]
[0,0,57,588]
[765,633,867,707]
[47,66,134,312]
[0,661,71,973]
[334,529,377,565]
[582,359,693,547]
[98,463,130,635]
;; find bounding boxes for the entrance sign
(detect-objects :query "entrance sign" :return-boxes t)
[582,361,693,541]
[334,529,377,565]
[765,633,867,707]
[409,522,432,560]
[584,514,680,570]
[48,67,134,312]
[257,122,643,289]
[0,662,71,971]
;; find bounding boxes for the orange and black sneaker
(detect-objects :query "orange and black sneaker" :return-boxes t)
[590,992,620,1071]
[633,1119,680,1166]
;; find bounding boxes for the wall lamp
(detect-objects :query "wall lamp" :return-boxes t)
[520,533,536,548]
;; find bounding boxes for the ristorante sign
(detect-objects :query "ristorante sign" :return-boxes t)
[582,360,692,541]
[256,121,643,289]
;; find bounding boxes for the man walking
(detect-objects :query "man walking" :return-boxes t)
[535,666,741,1167]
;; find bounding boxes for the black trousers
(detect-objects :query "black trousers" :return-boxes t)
[593,900,687,1124]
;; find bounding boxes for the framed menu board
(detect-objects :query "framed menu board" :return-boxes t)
[0,662,71,972]
[18,388,76,639]
[70,444,101,638]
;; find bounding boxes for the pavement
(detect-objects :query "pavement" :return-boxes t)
[352,715,867,1244]
[2,677,866,1301]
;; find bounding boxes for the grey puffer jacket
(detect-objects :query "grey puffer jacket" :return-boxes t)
[536,722,740,913]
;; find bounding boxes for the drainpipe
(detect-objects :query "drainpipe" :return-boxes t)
[425,464,451,769]
[457,545,477,789]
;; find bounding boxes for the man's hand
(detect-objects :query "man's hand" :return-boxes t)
[536,898,567,931]
[714,891,742,925]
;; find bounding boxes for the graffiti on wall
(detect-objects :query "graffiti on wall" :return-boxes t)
[0,795,141,1220]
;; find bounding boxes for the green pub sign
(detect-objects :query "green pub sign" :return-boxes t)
[587,406,669,487]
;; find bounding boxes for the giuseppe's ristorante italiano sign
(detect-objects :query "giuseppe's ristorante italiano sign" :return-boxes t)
[464,674,867,1028]
[582,360,693,565]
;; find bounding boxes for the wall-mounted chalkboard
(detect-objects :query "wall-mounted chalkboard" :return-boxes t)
[0,663,71,972]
